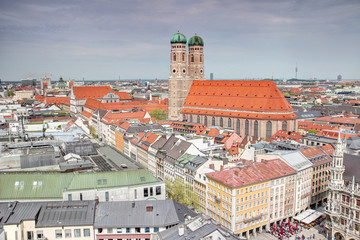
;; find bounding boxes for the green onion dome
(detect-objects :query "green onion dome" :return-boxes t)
[170,32,187,44]
[188,34,204,46]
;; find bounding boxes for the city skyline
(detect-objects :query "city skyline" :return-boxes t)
[0,0,359,81]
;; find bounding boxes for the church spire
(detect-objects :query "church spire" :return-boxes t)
[330,129,345,185]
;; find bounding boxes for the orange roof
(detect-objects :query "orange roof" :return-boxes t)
[301,146,332,166]
[29,116,71,122]
[84,98,102,111]
[102,111,148,124]
[171,122,206,135]
[206,159,296,188]
[269,130,303,143]
[81,110,93,119]
[118,122,131,130]
[35,95,45,102]
[182,81,296,120]
[100,102,167,112]
[317,130,360,139]
[298,120,336,132]
[321,144,335,156]
[45,97,70,105]
[315,116,360,125]
[206,128,220,137]
[114,92,132,100]
[72,86,113,99]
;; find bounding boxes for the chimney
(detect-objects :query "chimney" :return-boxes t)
[178,225,185,236]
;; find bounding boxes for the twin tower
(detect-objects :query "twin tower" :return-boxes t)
[168,31,205,120]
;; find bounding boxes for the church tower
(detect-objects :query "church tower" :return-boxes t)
[188,34,205,81]
[168,31,189,120]
[330,131,345,186]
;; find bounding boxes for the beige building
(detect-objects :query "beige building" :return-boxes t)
[168,32,205,120]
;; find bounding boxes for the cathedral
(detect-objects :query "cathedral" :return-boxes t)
[168,32,297,139]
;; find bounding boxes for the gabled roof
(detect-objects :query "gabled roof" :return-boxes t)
[84,98,102,110]
[300,146,332,167]
[114,92,132,100]
[269,130,303,143]
[182,80,297,120]
[72,86,113,99]
[206,159,296,188]
[81,110,93,119]
[102,111,148,125]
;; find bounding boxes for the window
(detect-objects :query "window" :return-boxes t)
[212,117,215,126]
[245,120,249,136]
[228,118,232,128]
[236,119,240,135]
[154,227,159,232]
[156,186,161,195]
[282,121,287,131]
[83,229,90,237]
[134,189,137,199]
[126,228,130,233]
[145,227,150,233]
[80,193,83,201]
[266,121,272,139]
[55,230,62,239]
[65,229,71,238]
[197,115,200,123]
[107,228,113,233]
[27,231,34,240]
[105,192,109,201]
[220,118,223,127]
[150,187,153,196]
[117,228,122,233]
[135,227,141,233]
[204,115,207,125]
[74,229,81,237]
[173,53,176,61]
[68,194,72,201]
[191,54,194,62]
[36,231,44,239]
[254,120,258,138]
[182,53,185,61]
[200,54,202,62]
[144,188,149,197]
[189,115,193,122]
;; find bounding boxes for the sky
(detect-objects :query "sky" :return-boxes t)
[0,0,359,81]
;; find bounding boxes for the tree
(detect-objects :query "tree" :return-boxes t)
[166,178,200,210]
[150,109,167,120]
[7,90,14,96]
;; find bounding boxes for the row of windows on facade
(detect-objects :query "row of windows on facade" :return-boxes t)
[98,227,159,234]
[22,228,91,240]
[188,115,288,139]
[173,53,203,62]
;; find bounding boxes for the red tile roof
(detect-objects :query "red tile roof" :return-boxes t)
[72,86,113,99]
[298,120,336,132]
[118,122,131,130]
[300,146,332,167]
[45,97,70,105]
[81,110,93,119]
[114,92,132,100]
[321,144,335,156]
[206,159,296,188]
[182,80,296,120]
[170,122,207,135]
[101,111,148,125]
[84,98,102,111]
[269,130,303,143]
[206,128,220,137]
[34,95,45,102]
[315,116,360,125]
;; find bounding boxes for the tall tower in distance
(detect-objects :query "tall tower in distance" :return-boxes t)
[188,34,205,81]
[330,131,345,186]
[168,31,189,120]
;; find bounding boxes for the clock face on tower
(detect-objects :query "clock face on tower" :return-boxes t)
[182,69,186,74]
[172,69,176,74]
[200,69,203,74]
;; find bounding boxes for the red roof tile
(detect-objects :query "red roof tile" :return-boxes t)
[45,97,70,105]
[114,92,132,100]
[81,110,93,119]
[84,98,102,111]
[269,130,303,143]
[300,146,332,166]
[72,86,113,99]
[35,95,45,102]
[182,80,296,120]
[101,111,148,124]
[206,159,296,188]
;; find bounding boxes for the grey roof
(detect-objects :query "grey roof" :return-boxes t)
[185,156,207,171]
[62,140,97,156]
[268,150,313,171]
[5,202,43,224]
[0,202,14,228]
[167,140,191,160]
[94,200,196,228]
[157,216,241,240]
[344,153,360,180]
[126,123,165,134]
[348,136,360,150]
[295,111,322,119]
[151,137,167,150]
[36,201,95,227]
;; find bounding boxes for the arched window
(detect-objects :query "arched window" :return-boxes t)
[212,117,215,126]
[236,119,240,135]
[254,120,258,138]
[200,55,202,62]
[204,115,207,126]
[220,118,223,127]
[191,55,194,62]
[197,115,200,123]
[173,53,176,61]
[182,53,185,61]
[245,120,249,136]
[228,118,232,128]
[282,121,287,131]
[189,115,193,122]
[266,121,272,139]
